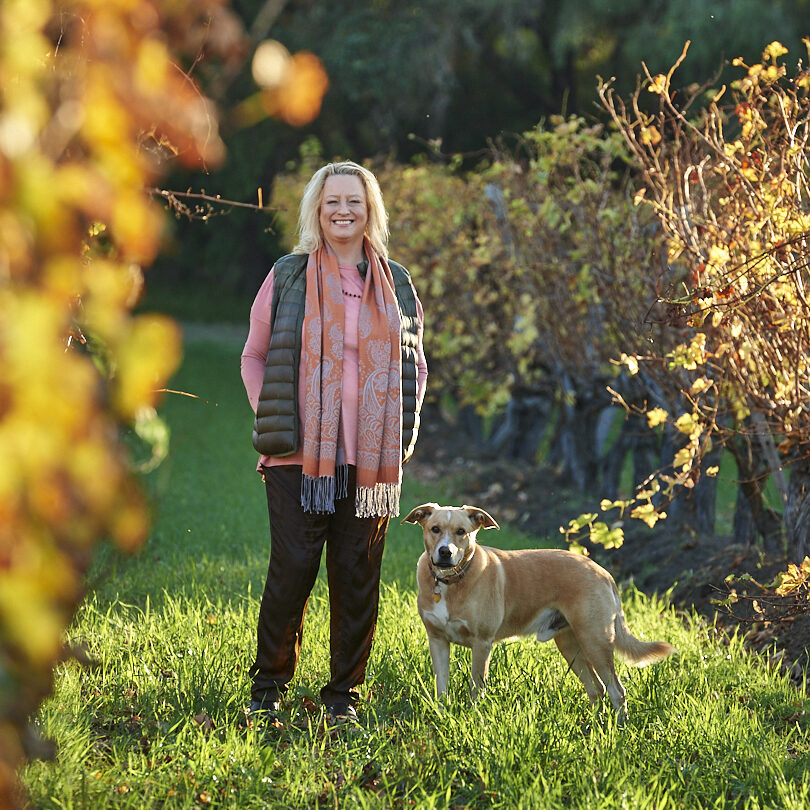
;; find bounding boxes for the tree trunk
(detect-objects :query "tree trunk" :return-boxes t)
[785,457,810,561]
[692,444,721,536]
[456,403,484,444]
[548,381,606,492]
[600,410,657,501]
[728,434,783,551]
[485,393,550,462]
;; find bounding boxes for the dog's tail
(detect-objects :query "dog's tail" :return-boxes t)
[612,592,676,666]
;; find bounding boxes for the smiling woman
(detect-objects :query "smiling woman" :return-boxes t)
[318,175,369,263]
[239,160,429,727]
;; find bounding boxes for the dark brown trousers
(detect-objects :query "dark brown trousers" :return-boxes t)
[250,465,389,707]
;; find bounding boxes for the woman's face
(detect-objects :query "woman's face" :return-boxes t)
[319,174,368,252]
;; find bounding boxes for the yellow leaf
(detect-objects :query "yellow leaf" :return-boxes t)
[111,192,164,265]
[620,352,639,375]
[110,486,149,552]
[673,446,694,468]
[647,407,668,428]
[112,315,182,419]
[708,244,730,269]
[630,503,664,528]
[689,377,713,395]
[135,37,170,96]
[640,125,662,146]
[600,498,633,512]
[675,413,700,436]
[667,238,685,262]
[567,541,589,556]
[763,41,788,61]
[0,576,65,665]
[648,74,668,95]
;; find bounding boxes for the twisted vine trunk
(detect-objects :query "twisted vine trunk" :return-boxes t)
[785,458,810,561]
[485,393,550,462]
[546,380,608,492]
[658,427,720,537]
[600,410,660,501]
[727,434,783,552]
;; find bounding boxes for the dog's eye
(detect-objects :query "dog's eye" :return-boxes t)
[431,526,440,533]
[456,528,466,536]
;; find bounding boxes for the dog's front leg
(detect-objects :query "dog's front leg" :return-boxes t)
[427,633,451,697]
[470,641,493,700]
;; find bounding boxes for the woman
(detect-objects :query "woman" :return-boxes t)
[240,161,428,726]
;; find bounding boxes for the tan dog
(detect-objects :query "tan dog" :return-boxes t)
[403,503,675,718]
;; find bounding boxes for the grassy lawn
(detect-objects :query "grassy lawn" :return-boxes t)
[21,327,810,809]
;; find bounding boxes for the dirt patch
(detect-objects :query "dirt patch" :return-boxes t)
[410,411,810,687]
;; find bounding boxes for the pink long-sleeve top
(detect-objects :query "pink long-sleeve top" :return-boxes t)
[241,261,428,471]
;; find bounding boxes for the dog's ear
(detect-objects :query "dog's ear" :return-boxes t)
[462,505,499,530]
[401,503,439,525]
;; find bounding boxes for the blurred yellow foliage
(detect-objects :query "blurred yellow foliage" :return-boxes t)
[0,1,247,806]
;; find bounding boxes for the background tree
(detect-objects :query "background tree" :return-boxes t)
[149,0,809,310]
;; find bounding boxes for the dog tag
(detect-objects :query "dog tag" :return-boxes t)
[433,592,441,603]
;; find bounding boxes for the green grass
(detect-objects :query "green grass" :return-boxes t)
[21,327,810,809]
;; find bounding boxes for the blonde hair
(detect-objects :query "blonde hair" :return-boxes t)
[293,161,389,259]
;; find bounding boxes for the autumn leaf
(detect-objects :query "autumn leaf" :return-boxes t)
[630,503,666,528]
[763,41,789,61]
[192,712,216,733]
[619,352,639,375]
[675,412,701,436]
[590,521,625,550]
[640,125,662,146]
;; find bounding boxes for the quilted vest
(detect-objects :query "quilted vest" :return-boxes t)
[252,252,422,462]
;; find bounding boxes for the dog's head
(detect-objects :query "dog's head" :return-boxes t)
[402,503,499,568]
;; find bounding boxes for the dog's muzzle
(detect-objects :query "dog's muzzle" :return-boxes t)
[434,543,459,568]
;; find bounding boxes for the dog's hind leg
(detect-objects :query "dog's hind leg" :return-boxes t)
[553,628,606,705]
[581,637,628,719]
[470,641,493,700]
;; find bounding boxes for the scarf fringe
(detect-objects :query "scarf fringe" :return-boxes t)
[301,464,349,514]
[355,482,401,518]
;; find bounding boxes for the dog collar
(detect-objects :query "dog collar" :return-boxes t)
[429,546,476,587]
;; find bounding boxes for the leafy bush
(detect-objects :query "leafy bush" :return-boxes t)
[598,40,810,559]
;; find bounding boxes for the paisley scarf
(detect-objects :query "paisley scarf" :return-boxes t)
[300,240,402,517]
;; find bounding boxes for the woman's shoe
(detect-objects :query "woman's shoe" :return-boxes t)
[325,702,358,726]
[249,694,282,728]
